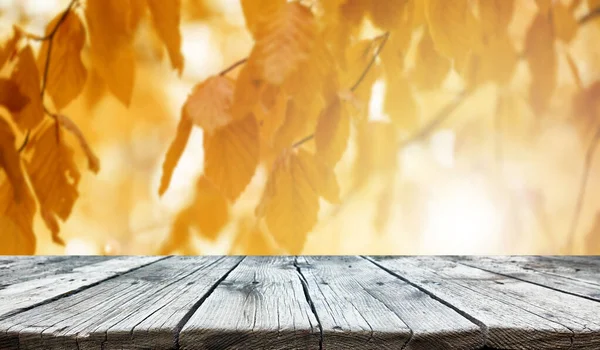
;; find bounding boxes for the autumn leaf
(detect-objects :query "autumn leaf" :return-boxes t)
[55,114,100,173]
[0,175,36,254]
[184,75,235,134]
[0,118,28,202]
[255,84,287,146]
[525,12,557,115]
[478,0,514,36]
[229,216,279,255]
[230,60,263,121]
[37,10,87,110]
[256,149,326,253]
[352,121,398,188]
[315,96,350,166]
[0,78,29,113]
[26,122,81,245]
[367,0,408,31]
[425,0,480,67]
[85,0,138,106]
[552,2,578,43]
[0,26,20,69]
[411,29,451,90]
[147,0,184,74]
[10,45,44,131]
[251,2,317,85]
[385,74,418,130]
[204,114,259,201]
[241,0,285,38]
[159,110,193,196]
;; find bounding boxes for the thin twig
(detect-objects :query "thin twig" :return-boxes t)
[566,126,600,253]
[292,134,314,148]
[17,130,30,153]
[350,32,390,92]
[578,6,600,25]
[219,58,248,76]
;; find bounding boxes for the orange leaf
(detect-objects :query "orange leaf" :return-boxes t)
[315,96,350,166]
[37,11,87,110]
[478,0,514,35]
[204,114,259,201]
[251,2,317,85]
[147,0,184,74]
[85,0,138,106]
[55,114,100,173]
[158,110,193,196]
[0,175,36,254]
[241,0,285,38]
[184,75,234,134]
[0,118,28,202]
[0,26,21,69]
[256,149,321,254]
[26,122,81,245]
[190,176,229,240]
[552,2,578,43]
[411,29,451,90]
[0,78,29,113]
[10,45,44,131]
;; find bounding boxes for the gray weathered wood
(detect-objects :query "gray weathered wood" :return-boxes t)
[0,256,241,350]
[369,256,600,349]
[179,256,321,350]
[0,256,110,288]
[297,256,484,349]
[452,256,600,302]
[0,256,163,320]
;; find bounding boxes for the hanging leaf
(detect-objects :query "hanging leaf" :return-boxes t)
[251,2,317,85]
[0,118,28,202]
[159,110,193,196]
[0,78,29,113]
[241,0,285,38]
[184,75,235,134]
[26,122,81,245]
[85,0,139,106]
[0,27,21,69]
[0,175,36,254]
[10,46,44,131]
[147,0,184,74]
[525,12,557,115]
[204,115,259,201]
[37,11,87,110]
[315,96,350,166]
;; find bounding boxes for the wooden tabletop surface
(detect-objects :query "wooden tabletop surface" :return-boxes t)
[0,256,600,349]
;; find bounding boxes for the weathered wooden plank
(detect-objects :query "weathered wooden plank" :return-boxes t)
[0,256,163,320]
[179,256,321,350]
[452,256,600,302]
[297,256,484,350]
[369,256,600,349]
[0,256,241,350]
[0,256,110,288]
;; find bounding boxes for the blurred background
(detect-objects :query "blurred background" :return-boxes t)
[2,0,600,255]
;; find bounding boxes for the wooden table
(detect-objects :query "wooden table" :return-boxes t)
[0,256,599,349]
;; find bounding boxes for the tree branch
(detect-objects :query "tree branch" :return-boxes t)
[578,6,600,25]
[219,58,248,76]
[566,126,600,252]
[350,32,389,92]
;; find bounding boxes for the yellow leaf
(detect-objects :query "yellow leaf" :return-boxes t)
[241,0,285,38]
[478,0,514,35]
[315,96,350,166]
[411,29,451,90]
[552,2,578,43]
[251,2,317,85]
[256,149,322,254]
[525,12,557,115]
[190,176,229,239]
[158,110,193,196]
[55,114,100,173]
[26,122,81,245]
[0,26,21,69]
[0,118,27,202]
[10,45,44,131]
[204,115,259,201]
[184,75,235,134]
[229,216,279,255]
[255,84,287,146]
[85,0,138,106]
[465,32,518,87]
[231,60,263,121]
[367,0,409,31]
[385,74,418,130]
[536,0,553,14]
[425,0,479,66]
[0,78,29,113]
[37,11,87,110]
[0,174,36,254]
[147,0,184,74]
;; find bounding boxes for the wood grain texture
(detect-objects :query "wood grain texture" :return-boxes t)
[0,256,241,350]
[452,256,600,302]
[0,256,163,320]
[369,256,600,350]
[179,256,321,350]
[297,256,483,350]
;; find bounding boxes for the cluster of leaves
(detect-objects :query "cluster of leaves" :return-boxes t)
[0,0,183,253]
[3,0,600,254]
